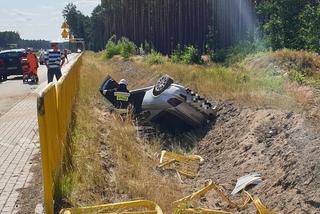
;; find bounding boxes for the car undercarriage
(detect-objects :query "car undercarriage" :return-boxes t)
[100,75,217,128]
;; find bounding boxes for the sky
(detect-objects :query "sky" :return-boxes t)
[0,0,100,41]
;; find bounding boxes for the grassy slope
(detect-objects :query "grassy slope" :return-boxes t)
[58,49,320,212]
[58,52,184,213]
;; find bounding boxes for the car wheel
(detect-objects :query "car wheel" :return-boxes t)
[3,75,7,81]
[153,75,174,96]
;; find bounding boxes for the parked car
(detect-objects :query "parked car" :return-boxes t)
[100,75,217,128]
[0,49,27,80]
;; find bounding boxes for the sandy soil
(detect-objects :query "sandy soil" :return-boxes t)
[185,102,320,213]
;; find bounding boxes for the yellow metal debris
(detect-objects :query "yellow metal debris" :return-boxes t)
[159,150,204,178]
[59,200,163,214]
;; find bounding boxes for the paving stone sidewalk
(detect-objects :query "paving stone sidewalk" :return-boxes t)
[0,93,40,213]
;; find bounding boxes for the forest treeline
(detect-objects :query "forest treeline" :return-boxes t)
[64,0,320,53]
[0,31,50,50]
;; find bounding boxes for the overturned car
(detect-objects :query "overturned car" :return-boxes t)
[99,75,217,128]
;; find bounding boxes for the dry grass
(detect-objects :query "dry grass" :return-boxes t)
[58,49,320,212]
[134,49,320,112]
[58,52,184,213]
[271,49,320,75]
[147,63,297,110]
[106,114,184,213]
[57,52,115,207]
[285,84,315,109]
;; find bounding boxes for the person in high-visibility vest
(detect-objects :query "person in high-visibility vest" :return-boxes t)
[103,79,130,109]
[26,48,39,83]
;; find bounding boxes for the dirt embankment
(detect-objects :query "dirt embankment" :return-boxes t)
[191,103,320,213]
[104,57,320,213]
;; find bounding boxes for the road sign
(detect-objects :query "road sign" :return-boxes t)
[61,20,69,39]
[61,29,69,39]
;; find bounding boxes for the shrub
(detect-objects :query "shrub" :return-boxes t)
[211,49,227,63]
[105,36,137,59]
[181,46,201,64]
[105,37,120,59]
[170,45,201,64]
[145,50,166,65]
[118,37,137,58]
[170,45,183,63]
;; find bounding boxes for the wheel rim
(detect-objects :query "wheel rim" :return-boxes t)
[155,76,168,92]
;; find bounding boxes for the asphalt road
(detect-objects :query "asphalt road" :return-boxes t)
[0,53,78,117]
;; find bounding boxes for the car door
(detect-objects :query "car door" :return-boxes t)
[6,51,23,74]
[99,75,119,105]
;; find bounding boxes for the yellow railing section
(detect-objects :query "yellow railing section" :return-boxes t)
[159,150,204,178]
[59,200,163,214]
[37,54,82,214]
[173,180,279,214]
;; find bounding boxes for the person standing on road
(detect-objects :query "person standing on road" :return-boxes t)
[44,41,65,83]
[26,48,39,83]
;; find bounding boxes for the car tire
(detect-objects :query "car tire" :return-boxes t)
[3,75,7,81]
[153,75,174,96]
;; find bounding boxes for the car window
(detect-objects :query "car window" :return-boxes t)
[8,52,23,57]
[0,52,23,58]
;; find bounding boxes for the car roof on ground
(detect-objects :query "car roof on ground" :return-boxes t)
[0,49,25,54]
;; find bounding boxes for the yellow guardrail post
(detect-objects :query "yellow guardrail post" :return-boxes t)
[37,54,82,214]
[37,83,61,214]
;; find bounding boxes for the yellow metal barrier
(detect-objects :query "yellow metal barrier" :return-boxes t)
[37,83,60,214]
[37,54,82,214]
[159,150,204,178]
[173,180,278,214]
[59,200,163,214]
[57,56,82,142]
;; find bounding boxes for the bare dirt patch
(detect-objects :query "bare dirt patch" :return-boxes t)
[190,103,320,213]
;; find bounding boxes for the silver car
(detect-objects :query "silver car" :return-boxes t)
[100,75,217,128]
